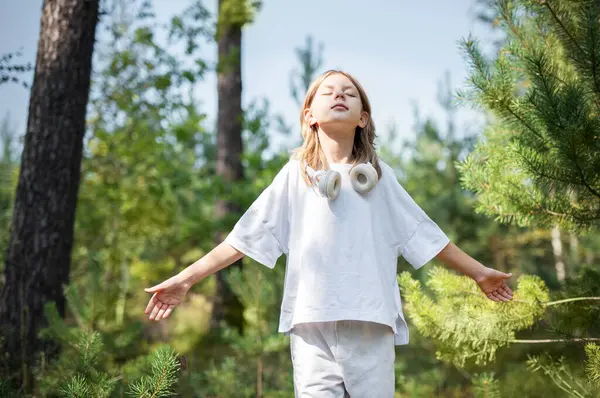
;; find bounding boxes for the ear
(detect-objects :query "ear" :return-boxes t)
[358,111,369,129]
[304,108,317,127]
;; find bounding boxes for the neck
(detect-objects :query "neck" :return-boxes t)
[317,126,354,164]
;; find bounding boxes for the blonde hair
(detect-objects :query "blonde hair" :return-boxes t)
[291,69,382,185]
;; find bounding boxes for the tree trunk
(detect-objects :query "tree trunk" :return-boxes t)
[569,233,579,271]
[211,0,244,331]
[551,225,566,282]
[0,0,99,389]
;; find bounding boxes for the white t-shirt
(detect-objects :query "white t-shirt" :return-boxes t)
[224,158,450,345]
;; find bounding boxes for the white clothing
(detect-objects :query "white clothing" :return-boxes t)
[290,320,395,398]
[224,159,449,345]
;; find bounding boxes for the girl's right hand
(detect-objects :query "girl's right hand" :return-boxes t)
[144,275,191,321]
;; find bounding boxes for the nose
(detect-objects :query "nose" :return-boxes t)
[334,90,345,100]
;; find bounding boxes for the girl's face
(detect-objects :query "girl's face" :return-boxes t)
[305,73,369,135]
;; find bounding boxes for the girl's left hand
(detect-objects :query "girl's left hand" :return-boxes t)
[475,267,514,302]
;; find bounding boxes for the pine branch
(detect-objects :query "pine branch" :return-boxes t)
[543,2,585,56]
[126,345,179,398]
[457,0,600,232]
[59,375,92,398]
[585,343,600,387]
[510,337,600,343]
[472,372,501,398]
[527,354,591,398]
[545,296,600,306]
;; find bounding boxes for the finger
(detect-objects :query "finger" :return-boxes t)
[162,305,175,319]
[496,289,512,301]
[155,304,167,321]
[149,302,163,320]
[502,272,513,279]
[144,293,159,314]
[502,284,514,296]
[497,287,513,300]
[492,291,509,302]
[145,282,166,294]
[486,293,500,302]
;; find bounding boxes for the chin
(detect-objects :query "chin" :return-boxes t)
[321,118,358,128]
[318,122,357,138]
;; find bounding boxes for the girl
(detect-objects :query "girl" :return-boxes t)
[144,70,514,397]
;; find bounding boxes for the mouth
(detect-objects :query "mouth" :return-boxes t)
[331,103,348,110]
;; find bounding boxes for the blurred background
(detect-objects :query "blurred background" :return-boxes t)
[1,0,599,397]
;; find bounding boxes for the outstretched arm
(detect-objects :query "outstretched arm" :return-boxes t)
[144,242,244,321]
[176,242,245,286]
[436,242,514,302]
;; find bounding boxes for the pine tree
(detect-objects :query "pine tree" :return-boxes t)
[126,346,180,398]
[457,0,600,233]
[472,373,501,398]
[398,266,600,394]
[39,301,180,398]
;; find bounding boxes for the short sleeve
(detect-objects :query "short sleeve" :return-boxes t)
[224,163,290,268]
[379,161,450,269]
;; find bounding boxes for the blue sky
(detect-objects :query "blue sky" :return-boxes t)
[1,0,496,151]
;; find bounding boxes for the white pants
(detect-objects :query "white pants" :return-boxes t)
[290,320,395,398]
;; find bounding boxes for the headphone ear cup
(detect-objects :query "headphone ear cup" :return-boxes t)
[350,163,378,194]
[319,170,341,200]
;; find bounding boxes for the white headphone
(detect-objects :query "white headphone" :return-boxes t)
[306,162,379,200]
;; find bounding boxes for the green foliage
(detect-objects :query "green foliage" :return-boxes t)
[472,373,501,398]
[399,263,600,396]
[217,0,261,33]
[585,343,600,388]
[126,346,180,398]
[38,303,118,397]
[202,357,256,397]
[0,112,18,275]
[199,249,293,396]
[398,266,549,366]
[39,301,181,398]
[0,377,17,398]
[0,49,32,88]
[527,354,596,398]
[75,0,214,334]
[457,0,600,232]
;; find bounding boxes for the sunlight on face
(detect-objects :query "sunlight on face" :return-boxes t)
[307,73,367,135]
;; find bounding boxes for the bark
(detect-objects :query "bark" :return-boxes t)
[0,0,99,389]
[211,0,245,331]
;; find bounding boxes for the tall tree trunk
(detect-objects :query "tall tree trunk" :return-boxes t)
[569,233,579,271]
[551,225,566,282]
[0,0,99,389]
[211,0,244,331]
